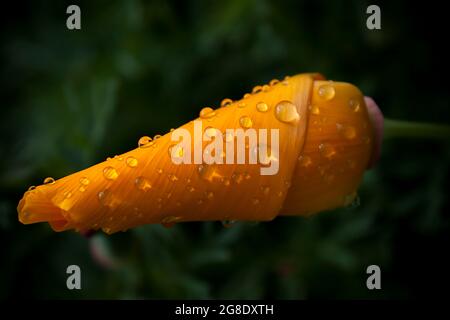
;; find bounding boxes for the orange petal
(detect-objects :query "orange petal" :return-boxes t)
[17,74,374,234]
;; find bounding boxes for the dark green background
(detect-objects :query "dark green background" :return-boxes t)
[1,0,449,299]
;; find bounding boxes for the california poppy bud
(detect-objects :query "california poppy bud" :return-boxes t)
[17,73,379,234]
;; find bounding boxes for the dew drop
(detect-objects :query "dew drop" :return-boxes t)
[135,176,152,191]
[79,186,86,193]
[28,186,36,191]
[199,107,216,119]
[262,84,270,92]
[275,101,299,124]
[309,104,320,115]
[319,143,337,159]
[349,98,360,112]
[243,93,251,99]
[80,177,90,186]
[220,98,233,107]
[237,102,246,108]
[256,101,269,112]
[138,136,152,148]
[269,79,279,86]
[64,191,73,199]
[126,156,138,168]
[43,177,55,185]
[153,134,162,140]
[103,166,119,180]
[252,85,263,94]
[336,123,356,140]
[98,189,118,208]
[298,155,312,167]
[239,116,253,128]
[318,84,335,100]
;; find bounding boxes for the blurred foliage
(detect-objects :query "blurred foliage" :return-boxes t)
[0,0,449,299]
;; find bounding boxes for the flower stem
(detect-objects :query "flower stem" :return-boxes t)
[383,118,450,140]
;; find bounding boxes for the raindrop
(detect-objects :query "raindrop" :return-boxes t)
[199,107,216,119]
[298,155,312,167]
[309,104,320,115]
[336,123,356,140]
[252,85,263,94]
[126,156,138,168]
[153,135,162,140]
[275,101,299,124]
[256,102,269,112]
[103,166,119,180]
[138,136,152,148]
[349,98,360,112]
[135,176,152,191]
[80,177,90,186]
[239,116,253,128]
[318,143,336,159]
[43,177,55,185]
[28,186,36,191]
[317,84,335,100]
[221,98,233,107]
[269,79,279,86]
[243,93,251,99]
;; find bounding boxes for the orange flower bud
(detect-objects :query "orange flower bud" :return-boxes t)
[17,73,375,234]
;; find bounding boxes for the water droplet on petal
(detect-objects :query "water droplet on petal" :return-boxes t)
[126,156,138,168]
[199,107,216,119]
[336,123,356,140]
[43,177,55,185]
[103,166,119,180]
[256,102,269,112]
[98,189,119,208]
[349,98,360,112]
[237,102,246,108]
[138,136,152,148]
[28,186,36,191]
[318,84,335,100]
[309,104,320,115]
[275,101,299,124]
[319,143,336,159]
[135,176,152,191]
[80,177,90,186]
[298,155,312,167]
[239,116,253,128]
[252,85,263,94]
[220,98,233,107]
[262,84,270,92]
[269,79,279,86]
[243,93,251,99]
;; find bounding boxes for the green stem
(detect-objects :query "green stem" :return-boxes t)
[383,118,450,140]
